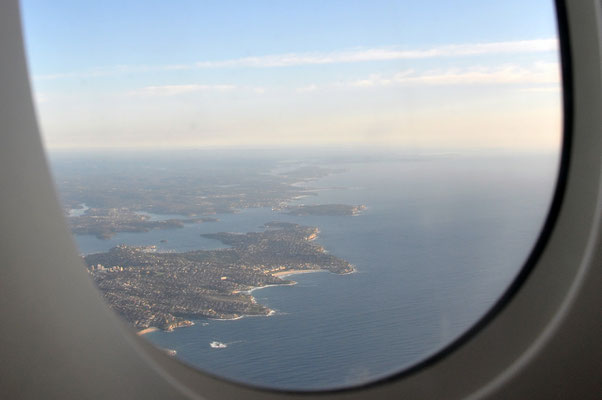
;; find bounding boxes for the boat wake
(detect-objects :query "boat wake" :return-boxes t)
[209,340,245,349]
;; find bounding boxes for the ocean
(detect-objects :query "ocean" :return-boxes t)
[69,151,558,390]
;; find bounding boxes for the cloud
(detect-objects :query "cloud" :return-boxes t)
[122,62,559,99]
[346,62,560,88]
[194,39,557,69]
[34,38,558,80]
[128,84,236,96]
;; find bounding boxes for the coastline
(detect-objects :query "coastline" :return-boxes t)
[209,309,277,322]
[218,271,326,322]
[137,269,347,334]
[237,282,296,295]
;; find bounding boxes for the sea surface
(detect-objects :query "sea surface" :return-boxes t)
[71,151,558,390]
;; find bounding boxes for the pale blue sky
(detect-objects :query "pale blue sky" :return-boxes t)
[20,0,561,149]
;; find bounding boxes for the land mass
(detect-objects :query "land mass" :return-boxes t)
[284,204,366,216]
[69,207,218,239]
[84,222,353,331]
[58,159,341,237]
[56,158,337,217]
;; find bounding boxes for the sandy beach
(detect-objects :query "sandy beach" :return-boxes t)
[272,269,322,278]
[137,327,159,336]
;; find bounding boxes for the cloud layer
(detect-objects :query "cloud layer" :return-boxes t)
[132,61,560,98]
[34,38,558,80]
[347,62,560,88]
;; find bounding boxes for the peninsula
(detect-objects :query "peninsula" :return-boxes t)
[69,207,218,239]
[84,222,354,331]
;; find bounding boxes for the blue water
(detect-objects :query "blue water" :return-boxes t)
[73,152,558,390]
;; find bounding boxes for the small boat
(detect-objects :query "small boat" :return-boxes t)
[209,341,227,349]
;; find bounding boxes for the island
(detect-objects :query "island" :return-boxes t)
[284,204,366,216]
[84,222,354,331]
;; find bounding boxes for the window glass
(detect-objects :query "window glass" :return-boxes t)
[21,0,561,390]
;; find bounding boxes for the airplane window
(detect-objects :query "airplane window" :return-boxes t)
[20,0,562,391]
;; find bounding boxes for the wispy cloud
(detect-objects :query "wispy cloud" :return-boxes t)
[127,63,559,98]
[195,39,557,69]
[128,84,236,96]
[34,38,558,81]
[346,62,560,88]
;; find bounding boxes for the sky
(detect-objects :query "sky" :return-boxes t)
[20,0,562,150]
